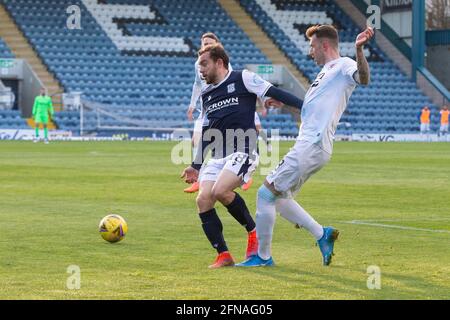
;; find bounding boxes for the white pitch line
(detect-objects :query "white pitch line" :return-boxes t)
[352,218,450,222]
[342,220,450,234]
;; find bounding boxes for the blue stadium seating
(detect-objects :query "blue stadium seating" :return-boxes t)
[2,0,301,135]
[0,38,20,128]
[0,109,28,129]
[0,37,14,58]
[0,0,441,135]
[239,0,440,134]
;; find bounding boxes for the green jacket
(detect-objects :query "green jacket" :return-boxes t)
[32,95,54,117]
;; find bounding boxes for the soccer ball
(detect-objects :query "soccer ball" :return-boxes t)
[98,214,128,243]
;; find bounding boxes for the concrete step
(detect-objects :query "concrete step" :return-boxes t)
[9,48,35,55]
[5,42,32,49]
[1,32,24,39]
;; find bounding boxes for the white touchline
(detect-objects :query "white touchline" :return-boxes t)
[350,218,450,222]
[341,220,450,234]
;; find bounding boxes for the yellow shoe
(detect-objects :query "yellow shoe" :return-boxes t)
[184,181,199,193]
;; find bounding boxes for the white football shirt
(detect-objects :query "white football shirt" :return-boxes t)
[298,57,358,153]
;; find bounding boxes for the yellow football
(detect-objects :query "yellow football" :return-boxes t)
[99,214,128,243]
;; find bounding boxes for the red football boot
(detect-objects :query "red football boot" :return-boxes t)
[208,251,235,269]
[246,229,258,259]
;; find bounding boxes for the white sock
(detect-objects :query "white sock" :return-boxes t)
[256,185,277,260]
[276,198,323,240]
[192,146,198,163]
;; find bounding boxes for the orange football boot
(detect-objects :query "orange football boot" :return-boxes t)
[208,251,235,269]
[241,178,253,191]
[246,229,258,258]
[184,181,199,193]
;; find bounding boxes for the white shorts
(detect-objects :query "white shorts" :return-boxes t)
[440,124,448,133]
[199,152,259,184]
[420,123,430,133]
[193,114,204,134]
[266,140,331,198]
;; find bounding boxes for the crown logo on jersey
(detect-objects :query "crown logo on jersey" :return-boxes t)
[227,83,235,94]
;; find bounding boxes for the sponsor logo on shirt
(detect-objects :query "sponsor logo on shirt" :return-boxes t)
[252,74,264,85]
[227,83,235,93]
[206,97,239,114]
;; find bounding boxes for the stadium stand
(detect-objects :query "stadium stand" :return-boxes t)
[239,0,441,134]
[0,0,442,135]
[0,37,14,58]
[1,0,302,136]
[0,37,26,128]
[0,109,28,129]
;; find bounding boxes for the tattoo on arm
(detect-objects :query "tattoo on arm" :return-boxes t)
[356,47,370,85]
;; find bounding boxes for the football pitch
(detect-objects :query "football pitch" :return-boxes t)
[0,140,449,300]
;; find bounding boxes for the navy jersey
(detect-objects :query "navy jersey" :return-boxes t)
[200,70,272,160]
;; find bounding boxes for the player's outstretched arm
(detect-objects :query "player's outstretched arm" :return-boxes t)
[187,64,203,120]
[187,83,201,121]
[181,133,207,184]
[186,107,195,121]
[264,86,303,110]
[355,27,374,85]
[184,125,211,182]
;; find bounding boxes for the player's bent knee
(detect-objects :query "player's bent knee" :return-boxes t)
[257,185,276,203]
[196,193,214,212]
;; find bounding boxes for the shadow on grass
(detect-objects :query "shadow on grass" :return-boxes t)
[230,263,450,299]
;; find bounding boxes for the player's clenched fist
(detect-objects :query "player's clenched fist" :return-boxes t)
[355,26,374,48]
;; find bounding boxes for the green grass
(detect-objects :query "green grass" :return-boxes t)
[0,141,449,299]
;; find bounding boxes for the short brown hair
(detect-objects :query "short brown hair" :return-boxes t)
[306,25,339,46]
[201,32,220,43]
[198,44,229,69]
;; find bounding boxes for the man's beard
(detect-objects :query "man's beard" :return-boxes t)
[205,71,217,84]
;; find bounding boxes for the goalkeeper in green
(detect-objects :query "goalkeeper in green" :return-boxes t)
[32,88,54,143]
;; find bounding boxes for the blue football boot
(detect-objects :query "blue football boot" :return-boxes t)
[235,255,275,267]
[317,227,339,266]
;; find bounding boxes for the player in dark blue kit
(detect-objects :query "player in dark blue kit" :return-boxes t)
[181,44,302,268]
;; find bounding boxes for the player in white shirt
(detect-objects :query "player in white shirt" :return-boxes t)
[237,25,374,267]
